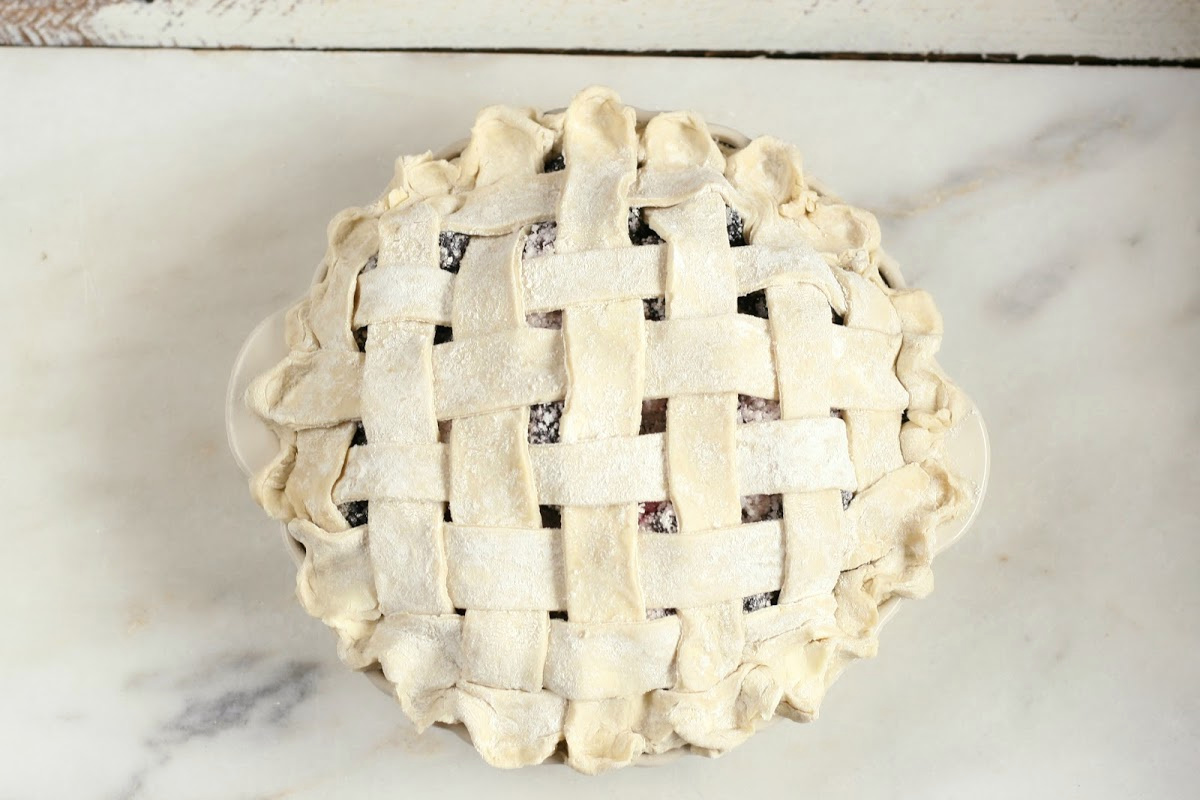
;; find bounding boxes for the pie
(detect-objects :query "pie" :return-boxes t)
[246,86,970,772]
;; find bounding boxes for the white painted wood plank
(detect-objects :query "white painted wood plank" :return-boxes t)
[1,0,1197,60]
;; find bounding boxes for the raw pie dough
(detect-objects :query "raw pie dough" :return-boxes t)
[246,86,969,773]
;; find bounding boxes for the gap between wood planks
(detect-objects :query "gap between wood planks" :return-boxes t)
[2,43,1197,69]
[231,47,1200,69]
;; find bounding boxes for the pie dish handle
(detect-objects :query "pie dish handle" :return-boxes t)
[226,309,306,567]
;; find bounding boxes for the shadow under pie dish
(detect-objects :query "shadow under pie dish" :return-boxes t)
[238,86,986,773]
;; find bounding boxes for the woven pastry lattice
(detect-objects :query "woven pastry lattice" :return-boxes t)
[248,87,968,772]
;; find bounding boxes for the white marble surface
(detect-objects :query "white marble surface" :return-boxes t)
[1,50,1196,799]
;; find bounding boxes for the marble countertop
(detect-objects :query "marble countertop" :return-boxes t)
[1,49,1196,799]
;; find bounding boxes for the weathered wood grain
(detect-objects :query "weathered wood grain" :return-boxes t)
[1,0,1197,60]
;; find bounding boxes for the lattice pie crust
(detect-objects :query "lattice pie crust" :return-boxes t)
[247,87,968,772]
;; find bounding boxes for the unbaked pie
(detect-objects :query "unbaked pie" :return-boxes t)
[246,86,970,772]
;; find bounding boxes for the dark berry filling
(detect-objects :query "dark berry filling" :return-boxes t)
[526,309,563,329]
[523,221,557,260]
[646,607,677,620]
[726,206,747,247]
[741,494,782,523]
[339,500,368,528]
[743,590,780,613]
[443,504,452,523]
[638,500,678,534]
[539,505,562,529]
[737,289,769,319]
[640,398,667,435]
[351,421,368,446]
[544,153,566,173]
[438,231,470,273]
[627,207,663,246]
[528,401,563,444]
[737,395,780,424]
[433,325,453,345]
[831,307,845,325]
[643,297,666,321]
[548,610,568,620]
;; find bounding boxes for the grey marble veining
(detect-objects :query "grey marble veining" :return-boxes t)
[116,653,321,800]
[0,50,1196,799]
